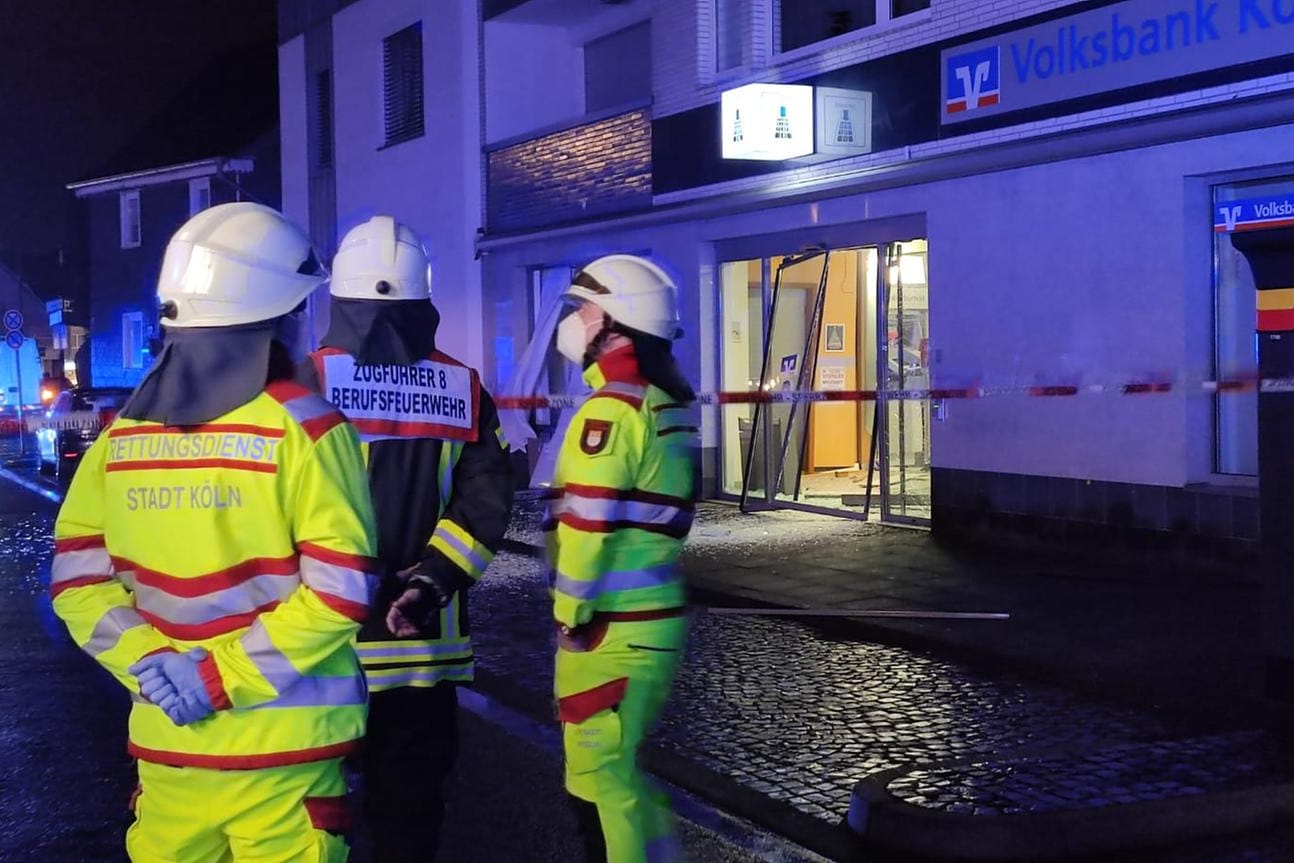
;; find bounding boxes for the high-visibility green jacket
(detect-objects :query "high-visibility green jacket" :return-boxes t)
[546,347,698,628]
[51,381,379,769]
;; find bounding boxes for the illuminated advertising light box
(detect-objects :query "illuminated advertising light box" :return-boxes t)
[721,83,814,161]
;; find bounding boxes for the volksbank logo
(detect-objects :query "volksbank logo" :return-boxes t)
[1214,195,1294,233]
[945,46,1000,115]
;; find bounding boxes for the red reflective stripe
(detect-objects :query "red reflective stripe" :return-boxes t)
[558,677,629,724]
[105,459,279,474]
[54,535,106,553]
[49,575,112,599]
[351,417,478,442]
[128,740,359,770]
[430,349,468,368]
[107,424,285,439]
[557,512,690,540]
[598,608,687,622]
[563,483,694,511]
[197,654,232,711]
[298,542,380,574]
[115,555,298,597]
[314,591,368,623]
[265,381,313,404]
[140,646,177,660]
[301,413,346,441]
[137,603,280,640]
[304,796,352,834]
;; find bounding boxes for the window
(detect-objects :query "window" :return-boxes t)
[1211,178,1294,476]
[122,311,145,370]
[188,178,211,217]
[714,0,750,72]
[891,0,929,17]
[584,22,651,113]
[119,190,141,249]
[312,68,334,168]
[382,22,424,147]
[773,0,929,53]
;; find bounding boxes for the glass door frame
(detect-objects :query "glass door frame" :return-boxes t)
[877,240,931,527]
[739,249,830,512]
[713,221,931,527]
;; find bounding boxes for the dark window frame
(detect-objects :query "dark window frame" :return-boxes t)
[382,22,425,148]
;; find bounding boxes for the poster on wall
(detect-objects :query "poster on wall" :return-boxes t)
[824,324,846,352]
[819,365,847,391]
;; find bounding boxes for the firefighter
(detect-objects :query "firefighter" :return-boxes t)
[547,255,699,863]
[50,202,379,862]
[296,215,514,862]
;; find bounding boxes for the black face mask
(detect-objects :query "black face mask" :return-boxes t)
[628,331,696,403]
[321,298,440,365]
[119,322,278,426]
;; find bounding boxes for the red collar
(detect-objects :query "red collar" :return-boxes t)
[587,346,647,387]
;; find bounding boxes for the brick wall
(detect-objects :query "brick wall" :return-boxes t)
[486,109,652,233]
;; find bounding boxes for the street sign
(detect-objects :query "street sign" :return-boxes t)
[3,309,22,331]
[5,331,23,350]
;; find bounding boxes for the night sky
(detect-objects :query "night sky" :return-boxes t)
[0,0,276,255]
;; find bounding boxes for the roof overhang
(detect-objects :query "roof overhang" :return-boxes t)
[66,157,254,198]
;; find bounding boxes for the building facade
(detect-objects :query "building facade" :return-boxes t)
[68,156,278,389]
[281,0,1294,557]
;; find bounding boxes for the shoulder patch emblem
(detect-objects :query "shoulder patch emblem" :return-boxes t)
[580,419,613,455]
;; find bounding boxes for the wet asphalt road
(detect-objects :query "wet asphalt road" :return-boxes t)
[0,479,812,863]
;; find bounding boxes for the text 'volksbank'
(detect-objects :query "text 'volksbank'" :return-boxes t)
[1011,0,1294,82]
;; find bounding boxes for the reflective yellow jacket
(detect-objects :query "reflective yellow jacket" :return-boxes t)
[546,347,698,628]
[51,381,379,770]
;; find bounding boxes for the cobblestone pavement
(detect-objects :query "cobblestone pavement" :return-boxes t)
[471,552,1294,830]
[500,499,1294,861]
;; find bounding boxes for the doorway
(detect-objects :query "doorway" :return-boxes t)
[718,239,931,524]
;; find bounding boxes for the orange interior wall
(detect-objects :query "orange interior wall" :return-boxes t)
[807,252,863,470]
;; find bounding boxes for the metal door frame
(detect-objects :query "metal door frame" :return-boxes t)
[716,233,931,526]
[878,240,931,527]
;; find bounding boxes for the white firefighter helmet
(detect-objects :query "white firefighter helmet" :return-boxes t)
[157,202,326,328]
[329,215,431,301]
[564,254,682,340]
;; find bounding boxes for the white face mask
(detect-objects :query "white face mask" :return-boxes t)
[556,312,589,365]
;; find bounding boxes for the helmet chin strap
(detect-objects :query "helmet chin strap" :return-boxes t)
[582,313,638,369]
[581,313,617,369]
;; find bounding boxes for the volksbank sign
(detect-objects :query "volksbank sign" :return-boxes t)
[941,0,1294,125]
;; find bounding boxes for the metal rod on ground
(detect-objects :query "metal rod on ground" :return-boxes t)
[702,608,1009,621]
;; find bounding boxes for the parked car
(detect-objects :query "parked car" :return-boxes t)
[36,387,133,482]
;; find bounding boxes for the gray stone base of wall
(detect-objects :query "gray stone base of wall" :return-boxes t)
[931,467,1259,572]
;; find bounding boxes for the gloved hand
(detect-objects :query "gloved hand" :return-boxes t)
[128,648,215,727]
[386,561,471,637]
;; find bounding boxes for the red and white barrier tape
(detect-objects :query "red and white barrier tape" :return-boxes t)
[494,375,1285,410]
[8,376,1283,434]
